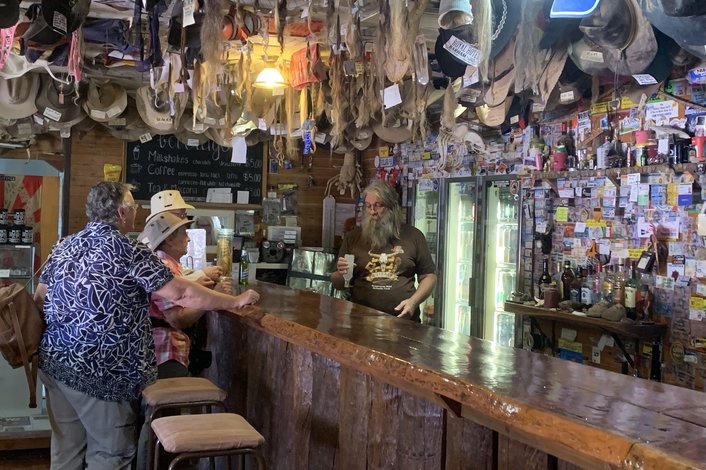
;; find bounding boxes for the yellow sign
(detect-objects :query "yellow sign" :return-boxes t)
[628,249,643,259]
[586,220,607,227]
[555,207,569,222]
[558,338,583,353]
[422,151,431,160]
[620,97,639,109]
[690,296,706,310]
[591,102,609,114]
[379,146,389,157]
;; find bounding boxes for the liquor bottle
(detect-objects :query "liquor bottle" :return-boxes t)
[613,261,626,306]
[625,262,638,320]
[602,265,615,302]
[560,261,574,301]
[581,266,594,307]
[570,266,584,304]
[593,262,603,303]
[640,146,649,167]
[239,249,250,286]
[538,258,552,299]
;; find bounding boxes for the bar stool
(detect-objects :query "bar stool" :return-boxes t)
[152,413,266,470]
[142,377,227,470]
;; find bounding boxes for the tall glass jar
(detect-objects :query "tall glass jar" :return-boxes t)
[216,228,234,280]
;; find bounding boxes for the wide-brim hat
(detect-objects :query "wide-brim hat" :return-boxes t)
[206,126,233,148]
[2,116,45,140]
[638,0,706,47]
[0,0,20,30]
[581,0,656,76]
[568,36,613,76]
[537,45,569,105]
[660,0,706,17]
[176,128,209,147]
[139,212,192,251]
[101,97,150,141]
[135,85,186,134]
[183,111,210,134]
[35,74,85,123]
[0,74,39,119]
[146,190,195,222]
[476,96,512,127]
[0,54,51,80]
[83,82,127,122]
[348,125,373,151]
[373,119,412,144]
[483,39,515,107]
[24,0,90,46]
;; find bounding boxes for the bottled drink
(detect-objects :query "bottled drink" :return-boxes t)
[593,262,603,303]
[560,261,574,301]
[581,266,594,307]
[570,266,584,304]
[640,146,648,167]
[613,261,626,306]
[239,249,249,286]
[602,265,615,302]
[538,258,552,299]
[625,262,638,320]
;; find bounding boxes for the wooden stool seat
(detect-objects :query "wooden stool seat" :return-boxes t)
[152,413,265,453]
[142,377,226,407]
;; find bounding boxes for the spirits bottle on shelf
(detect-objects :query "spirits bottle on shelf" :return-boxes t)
[538,257,552,300]
[625,262,638,320]
[560,261,574,301]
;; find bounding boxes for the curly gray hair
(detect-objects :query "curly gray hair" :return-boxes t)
[85,182,135,225]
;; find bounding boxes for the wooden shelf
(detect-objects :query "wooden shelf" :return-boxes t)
[504,301,667,340]
[530,163,700,181]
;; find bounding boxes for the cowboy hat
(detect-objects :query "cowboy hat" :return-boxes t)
[101,97,150,141]
[372,119,412,144]
[35,73,85,124]
[176,128,209,147]
[139,212,192,251]
[0,74,39,119]
[568,36,613,76]
[135,85,187,135]
[0,54,53,80]
[638,0,706,47]
[580,0,657,76]
[476,96,512,127]
[348,125,373,151]
[83,82,127,122]
[146,190,195,222]
[205,126,234,148]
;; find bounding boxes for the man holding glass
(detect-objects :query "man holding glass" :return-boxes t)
[331,180,437,322]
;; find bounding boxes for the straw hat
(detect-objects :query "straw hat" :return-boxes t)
[0,74,39,119]
[176,128,209,147]
[83,82,127,123]
[146,190,195,222]
[139,212,192,251]
[135,85,186,135]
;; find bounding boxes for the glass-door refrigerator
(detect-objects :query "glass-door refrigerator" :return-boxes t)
[439,180,478,336]
[411,178,440,326]
[478,178,520,347]
[438,177,520,344]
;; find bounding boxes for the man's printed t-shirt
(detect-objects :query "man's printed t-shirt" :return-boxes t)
[39,222,174,402]
[339,225,436,319]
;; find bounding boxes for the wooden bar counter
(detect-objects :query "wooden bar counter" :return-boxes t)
[205,282,706,469]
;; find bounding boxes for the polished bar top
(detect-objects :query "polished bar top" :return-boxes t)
[227,282,706,469]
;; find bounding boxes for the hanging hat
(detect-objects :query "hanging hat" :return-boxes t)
[139,212,192,251]
[0,0,19,29]
[176,127,209,147]
[476,96,512,127]
[348,125,373,151]
[434,26,476,78]
[482,39,515,107]
[638,0,706,48]
[23,0,90,47]
[568,36,613,76]
[206,126,234,148]
[549,0,601,18]
[0,54,52,79]
[83,82,127,123]
[146,190,195,222]
[2,116,45,140]
[537,45,570,104]
[35,73,85,124]
[135,85,186,135]
[372,119,412,144]
[438,0,473,29]
[101,97,150,141]
[660,0,706,16]
[580,0,656,76]
[0,74,39,119]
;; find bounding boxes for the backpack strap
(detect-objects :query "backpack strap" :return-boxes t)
[7,300,38,408]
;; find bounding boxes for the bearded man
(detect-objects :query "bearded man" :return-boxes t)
[331,180,437,321]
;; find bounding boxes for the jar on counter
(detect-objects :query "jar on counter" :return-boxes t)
[0,208,7,225]
[543,285,560,309]
[8,225,21,244]
[21,226,33,245]
[12,209,25,226]
[0,222,7,244]
[216,228,234,280]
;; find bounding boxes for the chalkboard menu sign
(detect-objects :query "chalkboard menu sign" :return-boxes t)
[125,135,264,204]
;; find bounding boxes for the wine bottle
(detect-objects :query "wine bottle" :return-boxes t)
[560,261,574,301]
[538,258,552,299]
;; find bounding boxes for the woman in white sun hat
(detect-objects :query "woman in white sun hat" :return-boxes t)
[144,189,223,286]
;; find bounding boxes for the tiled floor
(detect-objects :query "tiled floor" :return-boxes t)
[0,448,50,470]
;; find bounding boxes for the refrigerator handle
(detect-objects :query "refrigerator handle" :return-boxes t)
[467,275,474,307]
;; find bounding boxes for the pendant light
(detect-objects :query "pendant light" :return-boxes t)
[253,67,287,89]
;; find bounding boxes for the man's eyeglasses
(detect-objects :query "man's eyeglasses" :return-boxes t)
[365,203,385,211]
